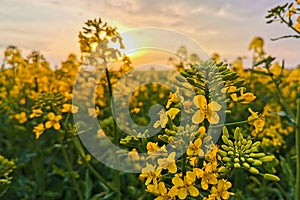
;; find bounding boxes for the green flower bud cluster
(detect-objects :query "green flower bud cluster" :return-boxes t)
[34,92,63,109]
[177,61,245,104]
[218,126,280,181]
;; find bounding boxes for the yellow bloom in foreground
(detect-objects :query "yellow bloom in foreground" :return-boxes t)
[204,179,233,200]
[192,95,221,124]
[147,182,174,200]
[15,112,27,124]
[187,138,204,157]
[30,108,43,118]
[33,123,45,139]
[248,108,265,133]
[169,172,199,199]
[140,163,162,185]
[45,112,62,130]
[194,162,218,190]
[157,152,177,173]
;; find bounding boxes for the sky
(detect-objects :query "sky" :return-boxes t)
[0,0,299,68]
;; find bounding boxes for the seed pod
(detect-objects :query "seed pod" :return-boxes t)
[252,141,261,148]
[222,126,229,138]
[259,155,275,162]
[249,167,260,174]
[252,160,263,166]
[223,157,231,162]
[218,150,228,157]
[250,153,265,158]
[263,174,280,182]
[234,163,241,168]
[242,162,250,169]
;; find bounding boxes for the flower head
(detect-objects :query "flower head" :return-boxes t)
[45,112,62,130]
[169,172,199,199]
[192,95,221,124]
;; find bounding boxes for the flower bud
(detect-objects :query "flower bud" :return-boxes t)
[250,153,265,158]
[249,167,259,174]
[251,141,261,148]
[252,160,263,166]
[259,155,275,162]
[263,174,280,181]
[242,162,250,169]
[222,126,229,138]
[223,157,231,162]
[221,145,230,151]
[218,150,227,157]
[234,163,241,168]
[222,135,229,145]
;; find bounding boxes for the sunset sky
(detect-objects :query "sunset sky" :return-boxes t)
[0,0,299,68]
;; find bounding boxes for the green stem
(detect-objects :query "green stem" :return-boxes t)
[70,136,116,191]
[59,138,84,200]
[295,94,300,200]
[59,112,115,192]
[181,153,187,176]
[267,68,296,121]
[104,64,121,200]
[213,119,254,128]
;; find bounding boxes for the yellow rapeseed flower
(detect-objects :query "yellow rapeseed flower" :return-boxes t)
[15,112,27,124]
[157,152,177,173]
[33,123,45,139]
[240,89,256,104]
[147,182,174,200]
[61,104,79,113]
[140,163,162,185]
[45,112,62,130]
[248,108,265,133]
[193,162,218,190]
[187,138,204,157]
[192,95,221,124]
[204,179,233,200]
[169,172,199,199]
[30,108,43,118]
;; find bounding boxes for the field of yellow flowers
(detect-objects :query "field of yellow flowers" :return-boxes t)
[1,1,300,200]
